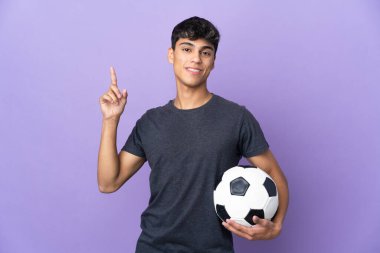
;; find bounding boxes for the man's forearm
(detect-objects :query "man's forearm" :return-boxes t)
[97,118,121,192]
[247,150,289,237]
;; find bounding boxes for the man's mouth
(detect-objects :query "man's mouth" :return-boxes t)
[186,67,202,73]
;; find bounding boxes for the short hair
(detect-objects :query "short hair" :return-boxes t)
[171,16,220,54]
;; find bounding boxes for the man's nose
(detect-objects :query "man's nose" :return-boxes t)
[191,52,202,63]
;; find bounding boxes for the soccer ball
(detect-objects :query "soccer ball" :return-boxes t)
[213,165,279,227]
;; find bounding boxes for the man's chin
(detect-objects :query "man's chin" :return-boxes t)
[182,82,206,89]
[179,78,207,88]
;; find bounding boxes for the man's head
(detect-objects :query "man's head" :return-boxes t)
[171,16,220,56]
[168,17,220,89]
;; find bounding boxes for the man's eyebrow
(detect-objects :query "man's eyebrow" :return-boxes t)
[179,42,214,51]
[201,45,214,51]
[179,42,195,47]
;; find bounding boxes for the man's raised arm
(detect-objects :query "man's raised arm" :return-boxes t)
[97,67,145,193]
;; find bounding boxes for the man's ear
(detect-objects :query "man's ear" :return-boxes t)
[168,48,174,64]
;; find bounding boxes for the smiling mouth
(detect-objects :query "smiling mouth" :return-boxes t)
[186,67,202,73]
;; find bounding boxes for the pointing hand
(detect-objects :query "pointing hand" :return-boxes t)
[99,66,128,120]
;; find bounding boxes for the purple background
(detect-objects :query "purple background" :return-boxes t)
[1,0,379,252]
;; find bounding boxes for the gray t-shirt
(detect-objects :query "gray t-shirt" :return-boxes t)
[122,94,269,253]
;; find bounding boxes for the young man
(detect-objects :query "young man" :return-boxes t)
[98,16,289,253]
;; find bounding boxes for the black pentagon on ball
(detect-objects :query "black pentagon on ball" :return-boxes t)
[263,177,277,197]
[244,209,264,226]
[216,204,231,222]
[230,177,250,196]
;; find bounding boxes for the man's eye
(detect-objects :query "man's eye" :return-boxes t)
[182,48,191,53]
[202,51,212,57]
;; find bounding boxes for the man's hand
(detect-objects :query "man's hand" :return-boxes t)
[99,66,128,120]
[222,216,281,240]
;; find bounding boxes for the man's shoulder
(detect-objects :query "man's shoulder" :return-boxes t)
[213,94,247,113]
[138,101,171,121]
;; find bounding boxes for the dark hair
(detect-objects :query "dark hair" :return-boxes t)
[171,16,220,54]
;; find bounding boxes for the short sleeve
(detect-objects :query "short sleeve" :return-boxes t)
[121,118,146,159]
[238,107,269,158]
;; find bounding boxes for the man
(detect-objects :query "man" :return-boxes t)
[98,16,289,253]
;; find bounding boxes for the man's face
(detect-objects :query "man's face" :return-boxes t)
[168,38,215,89]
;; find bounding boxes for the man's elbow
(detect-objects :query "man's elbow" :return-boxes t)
[98,184,118,194]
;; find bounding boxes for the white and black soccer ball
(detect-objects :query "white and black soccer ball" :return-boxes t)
[213,165,279,227]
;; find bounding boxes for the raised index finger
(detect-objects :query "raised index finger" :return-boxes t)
[110,66,117,86]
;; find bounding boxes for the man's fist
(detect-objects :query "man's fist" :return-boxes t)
[99,66,128,120]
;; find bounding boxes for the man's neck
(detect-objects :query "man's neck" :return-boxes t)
[173,86,212,110]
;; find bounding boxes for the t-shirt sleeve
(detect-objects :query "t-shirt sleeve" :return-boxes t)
[238,107,269,158]
[121,118,146,159]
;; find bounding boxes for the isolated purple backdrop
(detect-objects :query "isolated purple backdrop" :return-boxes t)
[1,0,379,252]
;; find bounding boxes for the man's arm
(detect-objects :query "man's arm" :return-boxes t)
[97,118,145,193]
[97,66,146,193]
[222,148,289,240]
